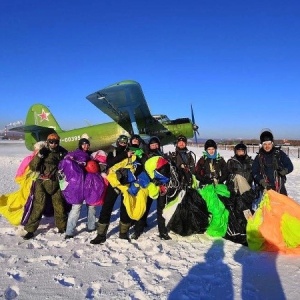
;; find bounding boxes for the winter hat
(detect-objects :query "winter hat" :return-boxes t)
[149,136,160,146]
[204,139,217,150]
[234,142,247,151]
[78,138,90,148]
[234,141,247,155]
[177,135,187,143]
[130,134,141,147]
[260,130,274,143]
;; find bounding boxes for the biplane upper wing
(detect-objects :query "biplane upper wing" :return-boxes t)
[86,80,152,134]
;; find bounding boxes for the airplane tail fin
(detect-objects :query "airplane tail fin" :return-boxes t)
[11,104,63,150]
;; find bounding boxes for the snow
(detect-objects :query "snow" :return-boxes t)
[1,141,300,300]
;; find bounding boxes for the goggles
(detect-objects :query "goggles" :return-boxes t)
[262,141,273,146]
[118,136,128,144]
[177,136,187,143]
[48,139,59,145]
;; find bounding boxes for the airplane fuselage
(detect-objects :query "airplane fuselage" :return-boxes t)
[25,118,194,152]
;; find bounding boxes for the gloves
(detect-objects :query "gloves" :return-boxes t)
[38,147,48,158]
[259,179,270,189]
[278,168,288,176]
[128,183,139,196]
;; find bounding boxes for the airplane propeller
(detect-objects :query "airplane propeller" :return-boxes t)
[191,104,199,144]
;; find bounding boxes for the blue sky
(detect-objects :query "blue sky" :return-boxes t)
[1,0,300,140]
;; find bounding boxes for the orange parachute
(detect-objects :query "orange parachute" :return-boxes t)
[247,189,300,255]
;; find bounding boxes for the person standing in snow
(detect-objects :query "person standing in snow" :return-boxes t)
[131,136,171,240]
[90,135,134,244]
[168,135,196,188]
[64,138,99,239]
[252,130,293,195]
[23,133,68,240]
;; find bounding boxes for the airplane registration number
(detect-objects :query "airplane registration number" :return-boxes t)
[61,136,81,143]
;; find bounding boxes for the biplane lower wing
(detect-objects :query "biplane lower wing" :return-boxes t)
[86,80,152,135]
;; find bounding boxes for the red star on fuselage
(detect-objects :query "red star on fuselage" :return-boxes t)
[38,109,50,122]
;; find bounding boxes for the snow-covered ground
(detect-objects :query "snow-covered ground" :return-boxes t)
[1,141,300,300]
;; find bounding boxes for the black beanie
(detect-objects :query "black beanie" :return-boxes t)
[234,142,247,151]
[78,138,90,148]
[260,131,274,143]
[130,134,141,147]
[204,139,217,150]
[149,136,160,146]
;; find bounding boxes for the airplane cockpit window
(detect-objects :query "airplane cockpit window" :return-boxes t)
[153,115,170,124]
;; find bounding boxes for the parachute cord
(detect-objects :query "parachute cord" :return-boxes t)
[166,165,181,198]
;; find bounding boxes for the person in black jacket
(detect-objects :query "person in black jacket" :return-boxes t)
[195,139,228,188]
[168,135,196,188]
[90,135,134,244]
[252,130,293,195]
[227,142,254,192]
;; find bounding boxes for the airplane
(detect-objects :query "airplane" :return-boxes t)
[11,80,199,152]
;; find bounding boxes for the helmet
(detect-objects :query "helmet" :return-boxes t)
[177,135,187,143]
[234,142,247,156]
[78,138,90,149]
[116,135,129,147]
[85,160,100,173]
[204,139,217,150]
[260,130,274,143]
[47,133,60,141]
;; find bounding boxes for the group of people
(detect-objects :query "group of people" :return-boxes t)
[0,129,294,248]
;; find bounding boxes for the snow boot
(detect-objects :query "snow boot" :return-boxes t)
[130,232,141,240]
[159,232,171,240]
[119,222,131,240]
[23,232,34,240]
[90,223,109,244]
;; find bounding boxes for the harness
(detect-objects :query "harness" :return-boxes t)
[258,148,282,192]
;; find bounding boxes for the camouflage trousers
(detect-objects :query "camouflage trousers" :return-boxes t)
[24,179,67,233]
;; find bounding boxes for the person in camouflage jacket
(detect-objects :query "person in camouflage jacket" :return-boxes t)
[23,133,68,240]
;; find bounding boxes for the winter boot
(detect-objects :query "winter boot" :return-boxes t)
[130,232,141,240]
[119,222,131,240]
[159,232,172,240]
[23,232,34,240]
[90,223,109,244]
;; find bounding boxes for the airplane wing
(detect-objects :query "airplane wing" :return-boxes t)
[86,80,152,134]
[9,125,47,132]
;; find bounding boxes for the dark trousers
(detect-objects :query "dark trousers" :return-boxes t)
[98,184,131,224]
[134,194,168,235]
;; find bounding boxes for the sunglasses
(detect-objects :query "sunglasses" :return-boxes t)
[48,139,59,145]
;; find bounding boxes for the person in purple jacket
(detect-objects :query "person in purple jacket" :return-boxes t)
[64,138,102,239]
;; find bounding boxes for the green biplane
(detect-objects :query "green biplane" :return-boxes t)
[12,80,199,152]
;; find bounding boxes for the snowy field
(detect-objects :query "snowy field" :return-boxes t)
[1,141,300,300]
